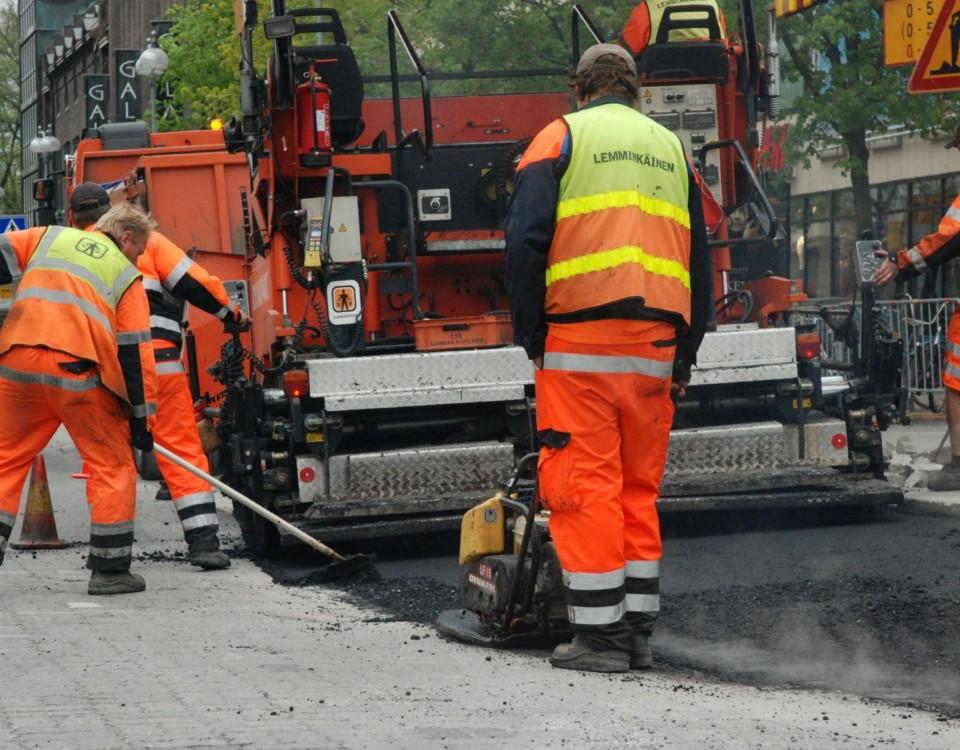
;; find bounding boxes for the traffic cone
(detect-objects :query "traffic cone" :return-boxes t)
[10,455,68,550]
[71,460,91,480]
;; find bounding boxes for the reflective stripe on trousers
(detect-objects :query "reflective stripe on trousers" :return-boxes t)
[173,491,219,534]
[88,520,134,571]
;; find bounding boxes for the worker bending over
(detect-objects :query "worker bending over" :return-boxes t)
[505,43,711,672]
[0,203,157,595]
[874,126,960,491]
[70,183,244,570]
[619,0,726,58]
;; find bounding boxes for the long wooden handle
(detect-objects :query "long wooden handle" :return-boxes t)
[153,443,345,561]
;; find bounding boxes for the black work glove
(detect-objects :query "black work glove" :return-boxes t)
[130,416,154,453]
[672,353,693,404]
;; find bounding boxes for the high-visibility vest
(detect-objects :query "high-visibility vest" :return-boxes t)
[546,102,692,325]
[648,0,724,44]
[0,226,141,400]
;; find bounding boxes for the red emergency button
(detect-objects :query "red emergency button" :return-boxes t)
[832,433,847,449]
[299,466,317,483]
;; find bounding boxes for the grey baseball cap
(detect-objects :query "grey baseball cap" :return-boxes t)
[575,43,638,77]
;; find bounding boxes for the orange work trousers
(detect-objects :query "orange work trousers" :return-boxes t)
[0,346,136,571]
[152,346,219,550]
[944,310,960,393]
[535,324,675,651]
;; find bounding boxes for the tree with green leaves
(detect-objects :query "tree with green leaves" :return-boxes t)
[779,0,953,235]
[0,0,20,212]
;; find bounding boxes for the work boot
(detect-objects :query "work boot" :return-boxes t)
[927,464,960,492]
[631,633,653,670]
[188,547,231,570]
[155,482,171,501]
[88,570,146,595]
[549,636,629,673]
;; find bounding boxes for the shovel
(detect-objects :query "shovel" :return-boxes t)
[153,443,377,579]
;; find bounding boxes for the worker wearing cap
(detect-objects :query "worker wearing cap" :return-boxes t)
[0,203,157,594]
[505,44,711,672]
[874,126,960,491]
[70,183,244,570]
[619,0,726,59]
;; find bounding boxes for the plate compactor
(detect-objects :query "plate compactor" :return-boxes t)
[436,454,572,647]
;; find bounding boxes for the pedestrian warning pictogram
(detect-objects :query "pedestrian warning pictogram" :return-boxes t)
[331,284,356,313]
[909,0,960,92]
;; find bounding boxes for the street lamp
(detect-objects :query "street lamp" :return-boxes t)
[29,126,61,226]
[135,32,169,131]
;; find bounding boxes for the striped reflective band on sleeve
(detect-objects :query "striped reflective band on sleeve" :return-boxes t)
[164,256,195,290]
[947,206,960,222]
[947,340,960,359]
[564,568,626,626]
[15,287,113,333]
[130,403,157,418]
[906,246,928,273]
[116,330,151,345]
[142,277,163,293]
[543,352,673,378]
[150,315,182,333]
[557,189,691,228]
[546,244,691,289]
[215,306,231,320]
[113,264,142,300]
[945,361,960,381]
[0,235,21,282]
[156,360,185,376]
[625,559,660,614]
[0,364,101,391]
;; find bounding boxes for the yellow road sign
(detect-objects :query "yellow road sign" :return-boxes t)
[885,0,942,66]
[909,0,960,92]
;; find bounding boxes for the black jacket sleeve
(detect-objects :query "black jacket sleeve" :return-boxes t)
[675,165,712,380]
[504,160,559,360]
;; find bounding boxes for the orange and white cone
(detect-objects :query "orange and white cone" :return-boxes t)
[11,455,68,550]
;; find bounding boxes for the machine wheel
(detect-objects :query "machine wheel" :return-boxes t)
[232,500,281,557]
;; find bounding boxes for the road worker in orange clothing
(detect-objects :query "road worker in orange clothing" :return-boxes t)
[619,0,726,59]
[0,203,157,595]
[70,183,244,570]
[504,44,712,673]
[874,124,960,492]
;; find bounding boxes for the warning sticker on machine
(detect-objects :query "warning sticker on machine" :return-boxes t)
[326,279,361,325]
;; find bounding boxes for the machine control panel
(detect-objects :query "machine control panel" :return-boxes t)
[637,84,720,185]
[854,240,886,288]
[223,280,250,318]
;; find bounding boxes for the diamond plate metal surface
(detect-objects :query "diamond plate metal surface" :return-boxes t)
[690,327,797,385]
[308,347,534,411]
[299,441,516,504]
[664,418,848,476]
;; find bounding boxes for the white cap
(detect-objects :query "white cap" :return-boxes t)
[575,43,638,76]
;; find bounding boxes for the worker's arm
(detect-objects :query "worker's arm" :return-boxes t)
[504,119,570,361]
[891,196,960,281]
[149,231,241,322]
[675,162,712,382]
[0,228,51,283]
[619,2,652,57]
[115,279,158,443]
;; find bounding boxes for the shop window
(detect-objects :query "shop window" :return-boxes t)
[831,219,857,298]
[807,193,831,221]
[804,220,832,298]
[875,182,908,212]
[833,190,855,218]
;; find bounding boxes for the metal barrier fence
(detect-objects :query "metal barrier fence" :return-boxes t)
[800,297,958,398]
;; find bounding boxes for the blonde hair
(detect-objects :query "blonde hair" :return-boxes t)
[94,203,157,244]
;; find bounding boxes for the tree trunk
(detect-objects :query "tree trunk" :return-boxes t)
[844,128,873,237]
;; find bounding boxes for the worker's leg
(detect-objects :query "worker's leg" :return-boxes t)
[50,356,139,579]
[537,334,633,670]
[151,356,227,568]
[930,311,960,491]
[0,347,63,563]
[621,353,675,667]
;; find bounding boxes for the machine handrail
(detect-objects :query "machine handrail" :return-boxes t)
[387,10,433,161]
[571,4,606,67]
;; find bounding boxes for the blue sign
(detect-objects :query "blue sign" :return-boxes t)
[0,216,28,233]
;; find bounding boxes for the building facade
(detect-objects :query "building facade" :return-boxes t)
[18,0,182,224]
